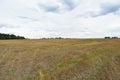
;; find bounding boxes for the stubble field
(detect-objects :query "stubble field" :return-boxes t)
[0,39,120,80]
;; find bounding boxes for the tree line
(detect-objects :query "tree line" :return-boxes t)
[0,33,25,40]
[105,36,119,39]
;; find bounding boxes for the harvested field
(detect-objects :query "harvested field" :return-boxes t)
[0,39,120,80]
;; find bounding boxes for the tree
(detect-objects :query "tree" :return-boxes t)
[0,33,25,40]
[104,37,111,39]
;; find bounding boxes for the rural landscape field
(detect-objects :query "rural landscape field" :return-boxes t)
[0,39,120,80]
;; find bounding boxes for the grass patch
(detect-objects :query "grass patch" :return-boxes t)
[57,58,81,69]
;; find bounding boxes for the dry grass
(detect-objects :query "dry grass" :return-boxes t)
[0,39,120,80]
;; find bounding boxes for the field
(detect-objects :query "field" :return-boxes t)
[0,39,120,80]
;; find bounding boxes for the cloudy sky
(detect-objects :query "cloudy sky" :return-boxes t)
[0,0,120,38]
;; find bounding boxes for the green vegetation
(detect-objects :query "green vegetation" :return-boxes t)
[0,33,25,39]
[0,39,120,80]
[57,58,81,68]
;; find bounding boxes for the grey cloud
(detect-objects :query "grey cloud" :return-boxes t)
[0,23,21,29]
[0,24,7,28]
[100,3,120,15]
[61,0,77,10]
[38,3,60,13]
[91,3,120,17]
[18,16,30,19]
[115,9,120,15]
[18,16,39,21]
[77,3,120,18]
[37,0,79,13]
[0,24,14,28]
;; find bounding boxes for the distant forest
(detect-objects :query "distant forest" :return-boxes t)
[0,33,25,39]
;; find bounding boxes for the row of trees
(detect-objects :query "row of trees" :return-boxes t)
[0,33,25,39]
[105,36,119,39]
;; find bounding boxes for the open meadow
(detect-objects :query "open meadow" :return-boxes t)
[0,39,120,80]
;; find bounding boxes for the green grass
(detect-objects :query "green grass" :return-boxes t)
[57,58,81,68]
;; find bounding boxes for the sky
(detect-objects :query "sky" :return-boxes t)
[0,0,120,38]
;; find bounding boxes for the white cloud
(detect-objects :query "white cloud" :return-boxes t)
[0,0,120,38]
